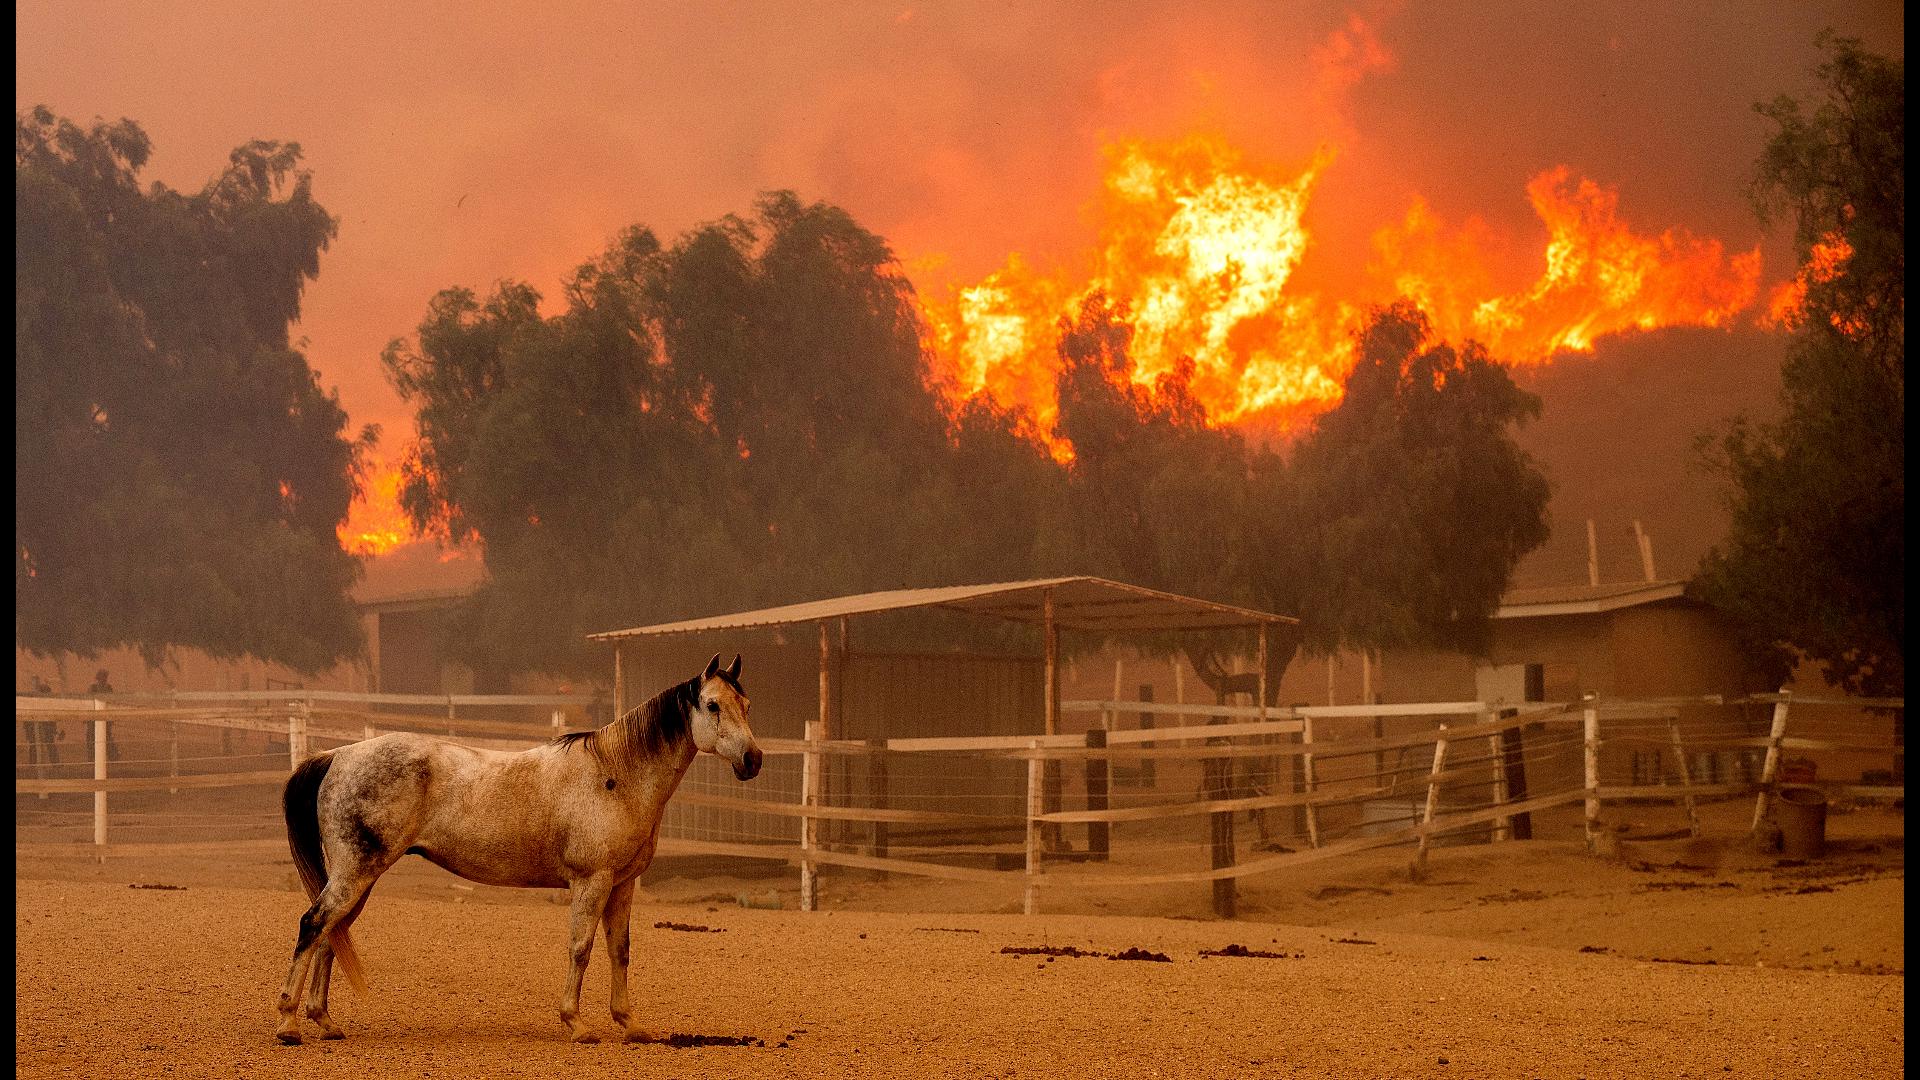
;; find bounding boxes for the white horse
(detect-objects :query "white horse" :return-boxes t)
[274,653,760,1044]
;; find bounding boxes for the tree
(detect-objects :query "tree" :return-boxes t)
[1280,302,1552,664]
[385,194,1070,676]
[1695,36,1904,696]
[15,107,372,672]
[1047,297,1550,701]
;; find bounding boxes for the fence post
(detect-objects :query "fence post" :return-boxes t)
[1750,690,1792,836]
[446,695,457,736]
[1669,716,1700,838]
[867,738,889,860]
[1085,728,1109,860]
[1025,740,1043,916]
[1301,712,1321,848]
[1487,717,1508,841]
[1411,725,1449,881]
[92,699,109,848]
[289,699,310,769]
[1583,694,1602,854]
[168,720,180,796]
[1205,714,1236,918]
[1498,709,1533,840]
[800,728,822,913]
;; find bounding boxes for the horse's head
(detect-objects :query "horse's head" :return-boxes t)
[691,653,761,781]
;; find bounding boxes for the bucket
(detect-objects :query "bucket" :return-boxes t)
[1775,784,1828,859]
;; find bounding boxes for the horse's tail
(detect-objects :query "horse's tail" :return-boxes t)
[282,753,369,994]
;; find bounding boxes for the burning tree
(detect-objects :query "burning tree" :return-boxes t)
[1695,34,1905,697]
[15,107,373,672]
[383,194,1074,676]
[387,190,1553,682]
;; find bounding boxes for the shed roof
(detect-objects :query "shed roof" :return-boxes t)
[587,576,1296,640]
[1494,579,1688,619]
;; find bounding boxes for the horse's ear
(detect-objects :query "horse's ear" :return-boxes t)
[703,654,721,680]
[726,654,742,682]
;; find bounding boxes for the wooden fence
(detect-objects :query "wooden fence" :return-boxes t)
[15,689,1903,917]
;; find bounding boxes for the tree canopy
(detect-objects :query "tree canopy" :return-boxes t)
[1695,35,1904,696]
[390,195,1551,683]
[1045,296,1550,699]
[15,107,373,672]
[384,193,1074,676]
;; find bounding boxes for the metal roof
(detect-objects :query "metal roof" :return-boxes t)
[1494,579,1689,619]
[587,576,1296,640]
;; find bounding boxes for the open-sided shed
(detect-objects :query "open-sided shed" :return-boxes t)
[589,575,1294,739]
[587,577,1296,901]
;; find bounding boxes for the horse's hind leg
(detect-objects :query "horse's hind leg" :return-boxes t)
[559,877,614,1042]
[599,879,644,1041]
[302,889,371,1040]
[275,870,379,1044]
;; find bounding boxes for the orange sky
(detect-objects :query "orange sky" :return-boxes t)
[15,0,1903,560]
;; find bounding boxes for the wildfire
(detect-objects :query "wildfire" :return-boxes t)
[339,464,413,557]
[1763,232,1855,332]
[920,135,1767,453]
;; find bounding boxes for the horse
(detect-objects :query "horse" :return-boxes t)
[273,652,761,1045]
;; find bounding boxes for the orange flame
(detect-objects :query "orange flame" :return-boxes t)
[1763,232,1854,332]
[920,136,1766,451]
[1379,167,1762,359]
[339,464,413,557]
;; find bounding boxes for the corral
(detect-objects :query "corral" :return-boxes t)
[14,577,1906,1076]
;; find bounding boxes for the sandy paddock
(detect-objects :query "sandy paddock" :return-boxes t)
[14,801,1905,1079]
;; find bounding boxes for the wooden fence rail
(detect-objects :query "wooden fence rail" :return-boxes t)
[18,692,1903,915]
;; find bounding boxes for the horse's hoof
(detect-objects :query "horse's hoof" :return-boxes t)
[570,1029,601,1044]
[622,1028,652,1044]
[274,1028,304,1046]
[318,1027,347,1041]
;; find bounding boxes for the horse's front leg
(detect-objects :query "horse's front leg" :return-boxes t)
[559,877,614,1042]
[600,879,645,1042]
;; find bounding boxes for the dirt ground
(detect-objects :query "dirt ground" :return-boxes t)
[14,800,1904,1078]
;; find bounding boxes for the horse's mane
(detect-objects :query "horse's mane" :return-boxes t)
[553,677,699,778]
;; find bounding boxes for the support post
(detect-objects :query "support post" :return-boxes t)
[1085,728,1109,860]
[446,694,456,736]
[1583,694,1602,854]
[1024,740,1043,915]
[613,643,626,720]
[1586,519,1600,586]
[1137,684,1157,787]
[867,738,889,860]
[93,700,108,848]
[1751,690,1792,835]
[1670,716,1700,838]
[168,721,180,796]
[1633,519,1656,582]
[1411,725,1449,880]
[1041,589,1062,852]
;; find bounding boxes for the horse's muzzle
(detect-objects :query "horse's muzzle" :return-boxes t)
[733,745,763,781]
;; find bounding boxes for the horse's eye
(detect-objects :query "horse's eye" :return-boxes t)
[706,701,720,714]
